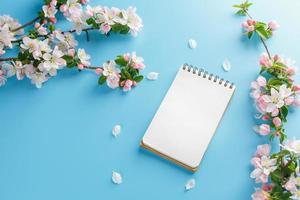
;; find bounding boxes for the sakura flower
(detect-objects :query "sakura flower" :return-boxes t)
[251,189,269,200]
[70,15,87,34]
[38,39,51,54]
[14,61,33,80]
[255,144,271,157]
[102,61,121,78]
[281,139,300,155]
[0,74,6,86]
[0,15,23,35]
[121,7,143,36]
[62,0,83,19]
[13,61,26,80]
[268,20,280,31]
[36,24,48,35]
[106,75,120,89]
[262,87,285,113]
[42,5,57,18]
[100,23,111,34]
[283,176,299,194]
[39,46,66,76]
[1,62,15,78]
[30,71,48,88]
[123,80,133,92]
[0,62,15,86]
[251,76,266,99]
[20,37,39,53]
[0,24,15,49]
[77,48,90,67]
[254,124,270,136]
[242,19,256,33]
[250,155,276,183]
[130,52,145,69]
[259,53,273,68]
[272,117,282,127]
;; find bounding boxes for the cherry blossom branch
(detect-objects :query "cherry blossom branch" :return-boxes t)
[0,57,16,61]
[234,1,300,199]
[243,10,272,59]
[11,27,97,44]
[11,16,40,32]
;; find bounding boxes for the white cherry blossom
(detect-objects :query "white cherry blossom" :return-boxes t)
[77,48,90,66]
[40,46,66,76]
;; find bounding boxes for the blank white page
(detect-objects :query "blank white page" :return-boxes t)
[141,65,235,171]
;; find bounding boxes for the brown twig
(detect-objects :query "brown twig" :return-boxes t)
[0,57,16,62]
[11,16,40,32]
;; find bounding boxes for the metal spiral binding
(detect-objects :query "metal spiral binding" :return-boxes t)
[182,63,234,89]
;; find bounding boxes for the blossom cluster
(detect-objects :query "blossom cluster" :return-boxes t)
[242,19,279,39]
[251,53,300,141]
[0,1,144,90]
[96,52,145,91]
[251,141,300,200]
[0,15,23,55]
[42,0,143,36]
[234,1,300,200]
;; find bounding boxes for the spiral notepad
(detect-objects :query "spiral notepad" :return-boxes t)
[141,64,235,172]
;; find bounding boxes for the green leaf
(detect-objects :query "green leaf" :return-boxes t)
[133,75,144,82]
[98,75,107,85]
[247,31,253,39]
[236,9,246,16]
[280,106,288,122]
[49,24,55,32]
[255,26,270,40]
[270,169,282,184]
[123,70,131,79]
[62,55,76,68]
[268,78,285,87]
[86,18,94,25]
[115,56,128,66]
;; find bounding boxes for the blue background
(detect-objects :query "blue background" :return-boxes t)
[1,0,300,199]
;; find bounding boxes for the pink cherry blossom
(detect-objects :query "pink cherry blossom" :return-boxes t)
[262,184,272,192]
[123,79,133,92]
[292,85,300,91]
[78,63,84,70]
[106,75,120,89]
[100,23,111,34]
[287,66,297,76]
[272,117,281,127]
[271,108,279,117]
[257,124,271,136]
[257,76,266,87]
[259,53,273,68]
[242,19,256,33]
[268,20,280,31]
[95,68,103,75]
[255,144,271,157]
[251,189,269,200]
[261,115,269,121]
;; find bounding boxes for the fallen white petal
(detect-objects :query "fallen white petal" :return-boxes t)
[112,171,122,184]
[147,72,159,80]
[112,125,121,137]
[188,39,197,49]
[185,178,196,191]
[222,58,231,72]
